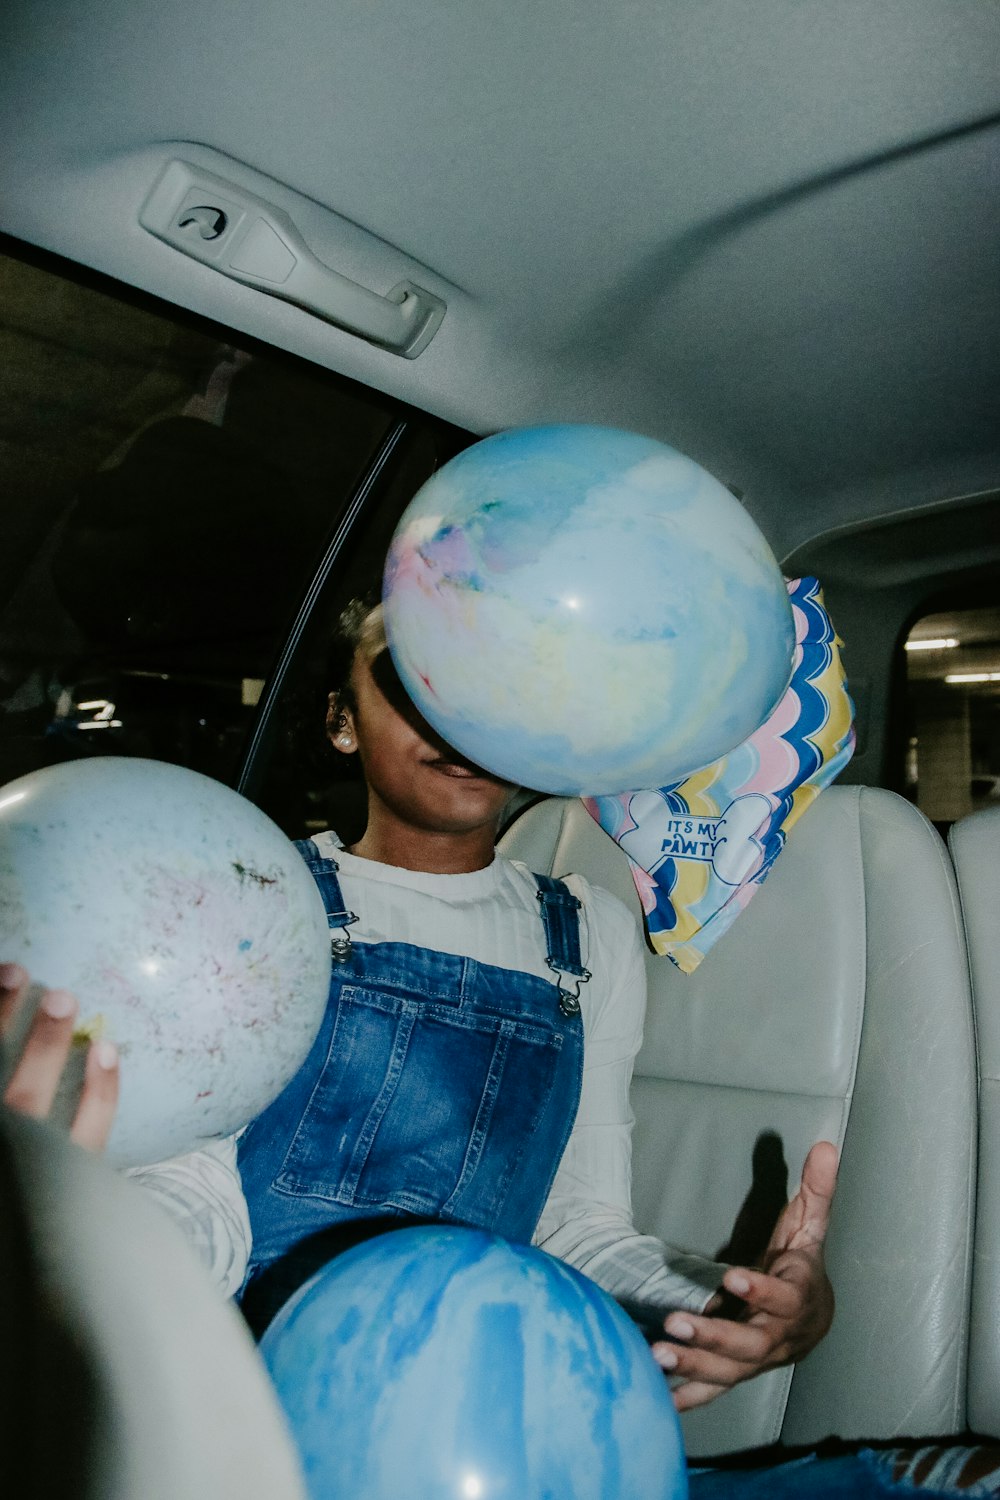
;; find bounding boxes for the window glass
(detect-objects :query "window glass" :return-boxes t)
[903,606,1000,834]
[0,244,458,791]
[244,425,461,841]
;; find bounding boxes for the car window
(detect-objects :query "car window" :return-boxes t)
[903,605,1000,835]
[0,242,464,794]
[241,423,462,841]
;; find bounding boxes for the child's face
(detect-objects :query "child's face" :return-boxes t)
[330,644,513,838]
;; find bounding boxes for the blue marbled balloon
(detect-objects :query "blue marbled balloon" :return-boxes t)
[261,1225,688,1500]
[383,425,794,796]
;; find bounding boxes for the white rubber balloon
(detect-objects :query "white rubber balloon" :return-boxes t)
[0,759,331,1167]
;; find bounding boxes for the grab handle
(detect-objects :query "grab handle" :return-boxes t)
[140,160,445,358]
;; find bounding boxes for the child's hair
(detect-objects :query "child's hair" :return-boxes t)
[324,593,385,712]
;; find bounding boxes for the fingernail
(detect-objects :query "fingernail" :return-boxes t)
[728,1273,751,1296]
[41,989,76,1020]
[0,962,24,989]
[652,1345,678,1370]
[668,1319,694,1341]
[93,1040,118,1070]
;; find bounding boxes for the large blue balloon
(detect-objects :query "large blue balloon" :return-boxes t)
[383,424,795,796]
[261,1225,687,1500]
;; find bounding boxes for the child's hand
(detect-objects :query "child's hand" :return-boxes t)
[652,1140,838,1410]
[1,961,119,1150]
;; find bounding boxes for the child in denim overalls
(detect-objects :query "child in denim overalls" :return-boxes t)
[232,601,837,1399]
[238,598,654,1325]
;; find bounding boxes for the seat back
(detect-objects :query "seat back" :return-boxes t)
[949,807,1000,1438]
[500,785,977,1456]
[0,1110,305,1500]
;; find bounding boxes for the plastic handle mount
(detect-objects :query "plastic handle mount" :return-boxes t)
[140,160,445,358]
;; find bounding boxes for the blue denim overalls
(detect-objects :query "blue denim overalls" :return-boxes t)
[238,840,586,1317]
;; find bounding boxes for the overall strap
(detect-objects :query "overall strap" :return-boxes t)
[294,838,357,962]
[533,874,591,1017]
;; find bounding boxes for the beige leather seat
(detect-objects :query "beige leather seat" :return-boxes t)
[0,1109,304,1500]
[500,784,977,1457]
[949,807,1000,1439]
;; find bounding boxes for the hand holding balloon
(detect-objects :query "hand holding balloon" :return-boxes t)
[1,961,119,1151]
[0,759,331,1167]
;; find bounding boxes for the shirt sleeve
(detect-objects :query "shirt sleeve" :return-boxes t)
[532,882,726,1319]
[125,1134,251,1299]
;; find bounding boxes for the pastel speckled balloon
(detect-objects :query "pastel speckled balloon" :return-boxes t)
[0,758,331,1166]
[384,425,794,796]
[262,1225,688,1500]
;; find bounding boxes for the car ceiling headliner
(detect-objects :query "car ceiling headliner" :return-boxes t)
[2,0,998,558]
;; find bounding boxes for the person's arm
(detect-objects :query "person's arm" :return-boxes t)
[653,1141,836,1411]
[533,890,836,1411]
[127,1136,252,1299]
[532,889,726,1315]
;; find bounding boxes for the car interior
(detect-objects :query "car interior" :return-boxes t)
[1,0,999,1487]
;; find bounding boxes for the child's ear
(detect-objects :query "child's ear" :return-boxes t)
[326,692,358,754]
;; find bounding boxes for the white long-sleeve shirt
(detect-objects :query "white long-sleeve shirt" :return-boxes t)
[130,835,725,1312]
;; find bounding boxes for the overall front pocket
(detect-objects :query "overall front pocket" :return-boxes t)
[274,984,564,1219]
